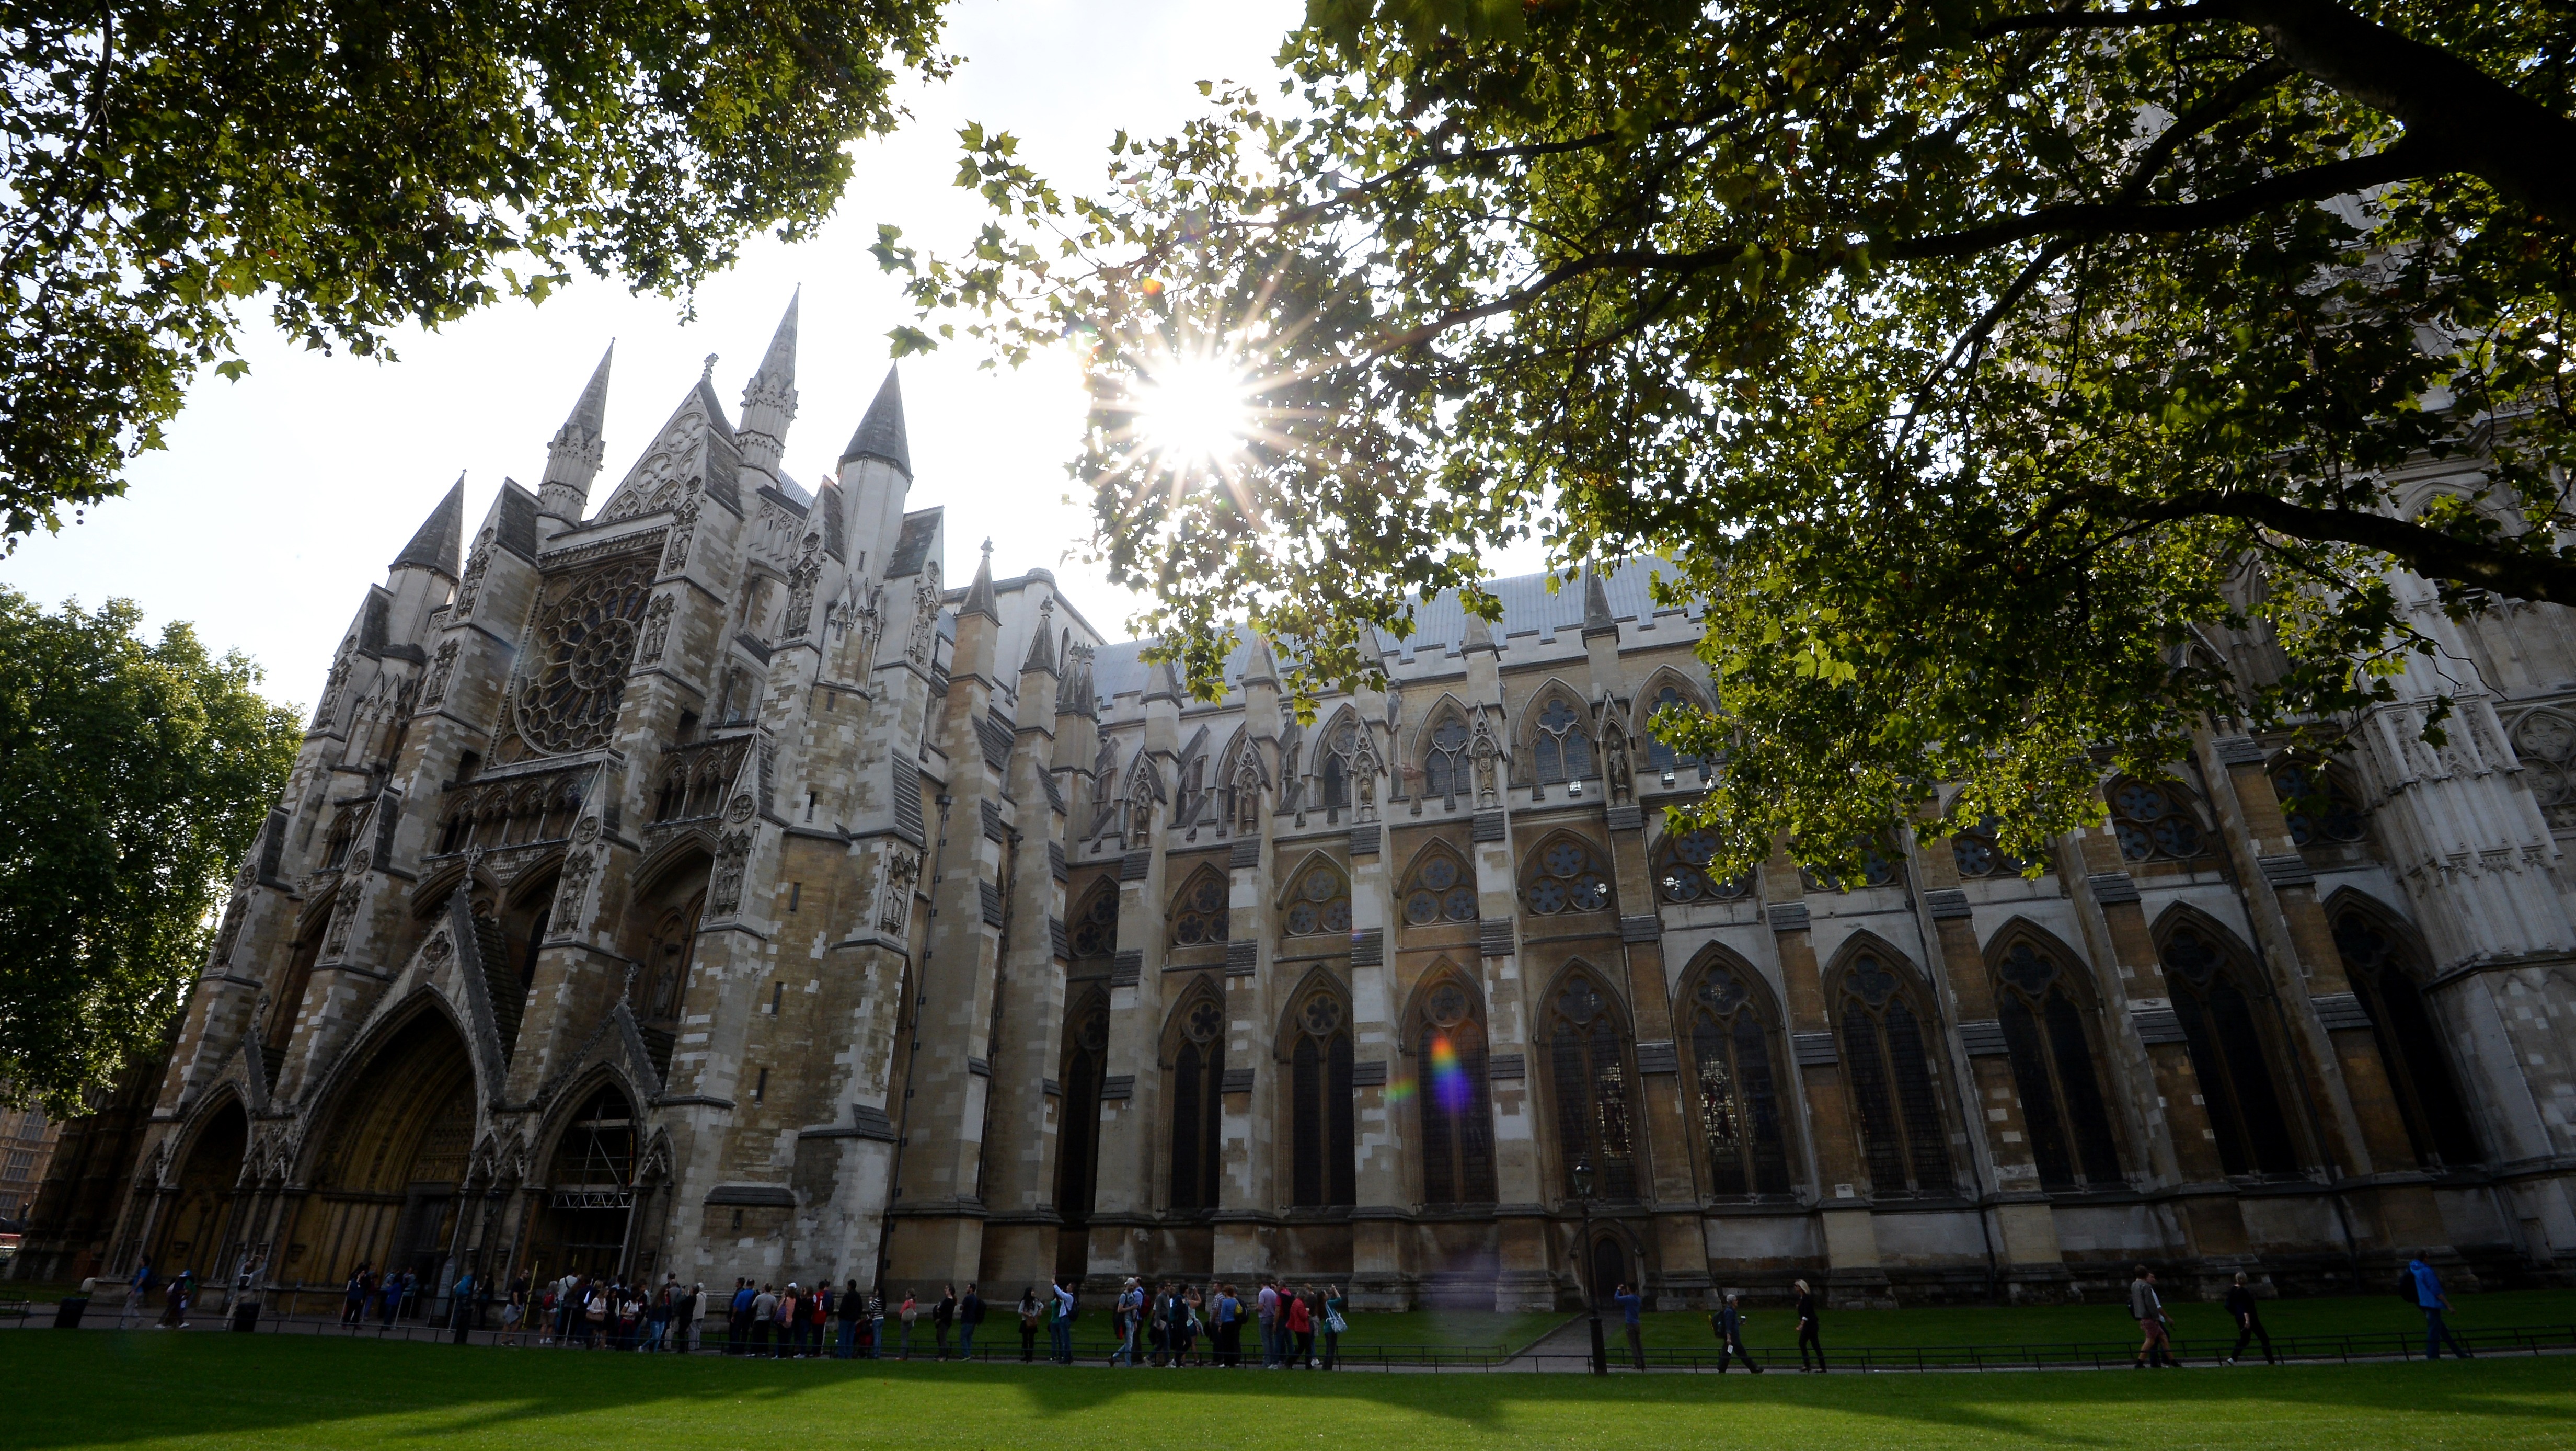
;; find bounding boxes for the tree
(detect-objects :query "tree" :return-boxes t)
[881,0,2576,878]
[0,591,301,1112]
[2,0,950,546]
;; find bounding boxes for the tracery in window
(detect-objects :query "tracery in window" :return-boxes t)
[2271,761,2367,847]
[1068,880,1120,959]
[2331,911,2480,1168]
[1643,684,1711,782]
[2512,710,2576,829]
[1287,987,1356,1207]
[515,555,658,755]
[1524,835,1613,915]
[1401,844,1479,926]
[1056,988,1111,1221]
[1422,712,1473,803]
[2108,778,2210,863]
[1799,840,1902,892]
[1533,696,1594,785]
[1282,862,1352,936]
[2161,927,2299,1176]
[1170,866,1232,946]
[1167,990,1226,1209]
[1992,941,2123,1190]
[1836,953,1954,1197]
[1656,828,1753,904]
[1413,975,1497,1206]
[1951,816,2041,879]
[1545,970,1637,1200]
[1686,964,1792,1196]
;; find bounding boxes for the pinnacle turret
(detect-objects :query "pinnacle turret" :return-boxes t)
[962,538,1000,623]
[842,365,911,479]
[392,474,465,579]
[1022,595,1060,674]
[738,289,800,477]
[540,344,613,526]
[1059,642,1098,718]
[1582,562,1615,636]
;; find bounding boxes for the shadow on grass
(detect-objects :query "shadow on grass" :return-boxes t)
[6,1331,2572,1450]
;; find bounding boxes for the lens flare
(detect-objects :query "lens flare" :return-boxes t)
[1130,353,1252,467]
[1428,1032,1471,1113]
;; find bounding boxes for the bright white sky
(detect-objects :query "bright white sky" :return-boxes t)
[0,0,1309,711]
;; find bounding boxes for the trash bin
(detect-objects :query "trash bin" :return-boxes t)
[53,1296,88,1329]
[232,1300,261,1333]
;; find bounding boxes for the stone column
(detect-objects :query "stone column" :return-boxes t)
[1084,680,1180,1287]
[1762,857,1891,1308]
[1347,808,1410,1308]
[1214,790,1280,1284]
[1599,780,1704,1308]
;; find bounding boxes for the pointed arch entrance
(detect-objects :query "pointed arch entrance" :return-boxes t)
[530,1082,643,1282]
[151,1097,249,1281]
[295,1008,479,1299]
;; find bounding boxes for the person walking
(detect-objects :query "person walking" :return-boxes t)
[2129,1267,2178,1369]
[1792,1279,1826,1373]
[1018,1286,1043,1362]
[1614,1282,1647,1370]
[2409,1257,2474,1360]
[1112,1277,1142,1366]
[126,1260,158,1330]
[1050,1277,1077,1364]
[156,1271,193,1330]
[959,1283,985,1361]
[1711,1291,1762,1373]
[2221,1272,2275,1366]
[1284,1284,1315,1368]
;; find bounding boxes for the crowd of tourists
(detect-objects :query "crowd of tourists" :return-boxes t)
[1097,1275,1348,1368]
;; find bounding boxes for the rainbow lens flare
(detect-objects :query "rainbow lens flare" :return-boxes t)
[1429,1032,1471,1113]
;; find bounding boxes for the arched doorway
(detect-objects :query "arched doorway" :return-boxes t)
[153,1099,248,1281]
[528,1083,640,1282]
[1587,1233,1630,1309]
[295,1010,479,1304]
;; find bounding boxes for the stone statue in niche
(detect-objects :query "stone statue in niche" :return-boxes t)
[1604,723,1634,804]
[637,595,675,665]
[781,532,823,638]
[878,848,920,933]
[905,562,942,665]
[1471,713,1501,807]
[455,527,495,618]
[423,640,459,705]
[554,848,596,924]
[710,829,751,914]
[662,482,703,572]
[1234,761,1262,835]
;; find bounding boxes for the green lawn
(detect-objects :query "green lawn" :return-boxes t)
[4,1332,2570,1451]
[1637,1289,2576,1354]
[1066,1309,1565,1357]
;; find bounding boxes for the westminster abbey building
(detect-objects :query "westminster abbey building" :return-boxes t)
[15,300,2576,1312]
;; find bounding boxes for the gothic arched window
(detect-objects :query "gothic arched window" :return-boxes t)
[2109,778,2211,863]
[1282,862,1351,936]
[2331,911,2480,1168]
[2272,760,2367,847]
[1414,977,1497,1206]
[1170,867,1231,946]
[1068,881,1120,960]
[1992,941,2124,1190]
[1401,846,1478,925]
[1835,954,1954,1197]
[1056,989,1111,1221]
[1524,836,1613,916]
[1423,713,1472,803]
[1544,970,1638,1201]
[1951,816,2039,879]
[2161,928,2300,1176]
[1643,684,1709,781]
[1655,828,1753,904]
[1686,964,1792,1196]
[1800,840,1902,892]
[1533,696,1594,785]
[1168,992,1226,1209]
[1287,988,1356,1207]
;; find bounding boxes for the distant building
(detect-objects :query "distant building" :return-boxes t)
[21,298,2572,1311]
[1,1103,63,1225]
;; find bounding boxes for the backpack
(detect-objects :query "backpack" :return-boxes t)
[2398,1268,2420,1304]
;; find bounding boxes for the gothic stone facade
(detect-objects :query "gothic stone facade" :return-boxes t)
[50,305,2576,1312]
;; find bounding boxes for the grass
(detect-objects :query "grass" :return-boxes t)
[1636,1289,2576,1353]
[3,1331,2570,1451]
[1064,1310,1566,1357]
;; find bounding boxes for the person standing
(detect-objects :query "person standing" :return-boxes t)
[1320,1285,1346,1370]
[1166,1283,1193,1368]
[2129,1267,2178,1369]
[960,1283,985,1361]
[1792,1279,1825,1373]
[933,1283,957,1361]
[838,1279,864,1359]
[337,1264,365,1330]
[2409,1257,2474,1361]
[898,1289,919,1359]
[1285,1284,1315,1368]
[727,1279,753,1353]
[1214,1284,1239,1367]
[1112,1277,1142,1366]
[1613,1282,1647,1370]
[2222,1272,2275,1366]
[749,1283,777,1356]
[1018,1286,1042,1362]
[1712,1291,1762,1373]
[808,1282,829,1356]
[126,1260,158,1330]
[1051,1277,1077,1364]
[1256,1277,1281,1369]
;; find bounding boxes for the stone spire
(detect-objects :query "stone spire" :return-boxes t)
[842,365,911,478]
[540,344,613,528]
[1581,562,1616,638]
[737,289,800,477]
[1462,603,1499,655]
[961,538,1000,623]
[1058,642,1098,718]
[1243,629,1278,687]
[1147,654,1183,703]
[1021,593,1060,675]
[392,474,465,580]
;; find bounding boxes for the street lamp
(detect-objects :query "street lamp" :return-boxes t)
[1572,1158,1606,1376]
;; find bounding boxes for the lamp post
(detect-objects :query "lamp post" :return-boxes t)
[1573,1158,1606,1376]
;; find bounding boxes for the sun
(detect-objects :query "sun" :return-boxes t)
[1128,353,1254,468]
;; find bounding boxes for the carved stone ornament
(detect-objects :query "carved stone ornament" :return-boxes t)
[424,932,454,967]
[455,527,495,618]
[711,830,752,915]
[573,815,603,846]
[1234,762,1262,834]
[782,532,823,638]
[878,847,921,933]
[209,860,255,970]
[1604,722,1635,804]
[905,562,942,665]
[321,878,364,956]
[313,652,353,728]
[423,639,460,706]
[1470,712,1501,807]
[515,555,657,754]
[638,594,676,666]
[726,791,756,824]
[661,482,703,572]
[554,849,596,921]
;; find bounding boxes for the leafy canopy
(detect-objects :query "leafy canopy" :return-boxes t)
[0,592,302,1112]
[2,0,951,546]
[879,0,2576,879]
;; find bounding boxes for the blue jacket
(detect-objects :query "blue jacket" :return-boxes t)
[1614,1292,1642,1327]
[2410,1260,2445,1309]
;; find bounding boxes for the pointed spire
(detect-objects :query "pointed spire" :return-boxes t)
[1243,629,1278,687]
[541,344,614,525]
[737,291,801,477]
[393,474,466,578]
[1582,562,1615,635]
[1147,654,1183,703]
[842,365,912,478]
[1059,642,1098,718]
[962,538,1000,622]
[1462,604,1498,655]
[1021,593,1060,673]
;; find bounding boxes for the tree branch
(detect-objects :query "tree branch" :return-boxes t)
[1976,6,2221,38]
[2105,489,2576,604]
